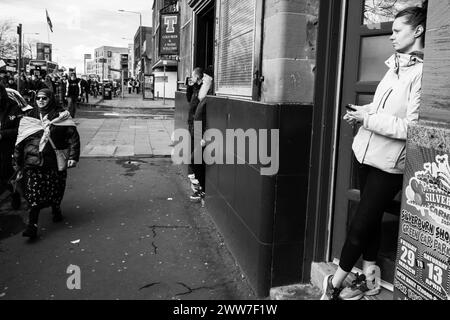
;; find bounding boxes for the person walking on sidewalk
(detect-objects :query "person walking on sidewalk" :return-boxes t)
[80,77,89,103]
[14,89,80,239]
[127,79,133,94]
[66,73,81,118]
[321,4,427,301]
[135,79,141,95]
[0,84,23,210]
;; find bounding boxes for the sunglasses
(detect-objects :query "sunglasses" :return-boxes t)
[36,96,49,101]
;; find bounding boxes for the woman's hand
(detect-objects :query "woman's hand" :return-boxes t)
[344,105,366,125]
[343,113,356,126]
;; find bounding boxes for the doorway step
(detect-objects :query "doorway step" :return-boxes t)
[270,262,394,300]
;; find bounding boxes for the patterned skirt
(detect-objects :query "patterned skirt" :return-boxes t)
[23,168,67,208]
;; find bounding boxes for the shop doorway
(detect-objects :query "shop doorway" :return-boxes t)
[193,2,215,78]
[332,0,423,285]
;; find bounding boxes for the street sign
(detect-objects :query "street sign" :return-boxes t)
[159,12,180,56]
[84,54,92,60]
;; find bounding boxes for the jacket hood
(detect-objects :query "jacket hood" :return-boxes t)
[385,52,424,73]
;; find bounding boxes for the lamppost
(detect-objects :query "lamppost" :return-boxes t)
[17,24,22,92]
[118,9,143,97]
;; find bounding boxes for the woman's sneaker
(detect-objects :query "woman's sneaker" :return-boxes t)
[339,265,381,300]
[320,275,342,300]
[191,179,201,192]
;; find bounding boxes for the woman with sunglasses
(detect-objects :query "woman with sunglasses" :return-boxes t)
[14,88,80,239]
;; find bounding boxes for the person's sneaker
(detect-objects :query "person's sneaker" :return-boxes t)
[190,190,205,202]
[320,275,342,300]
[22,224,38,238]
[340,266,381,300]
[11,192,21,210]
[191,179,201,192]
[52,208,64,223]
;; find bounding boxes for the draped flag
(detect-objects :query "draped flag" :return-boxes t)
[46,9,53,32]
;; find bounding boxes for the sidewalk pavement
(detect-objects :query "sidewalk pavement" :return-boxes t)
[78,117,174,158]
[83,92,174,109]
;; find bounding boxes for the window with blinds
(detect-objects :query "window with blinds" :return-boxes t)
[215,0,256,97]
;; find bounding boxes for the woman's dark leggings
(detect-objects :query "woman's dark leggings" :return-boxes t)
[339,164,403,273]
[28,205,60,225]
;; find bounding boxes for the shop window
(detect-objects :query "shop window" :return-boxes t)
[215,0,256,97]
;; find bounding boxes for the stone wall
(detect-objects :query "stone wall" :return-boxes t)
[261,0,320,104]
[420,0,450,124]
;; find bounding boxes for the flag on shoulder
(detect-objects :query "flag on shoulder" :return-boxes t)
[46,9,53,32]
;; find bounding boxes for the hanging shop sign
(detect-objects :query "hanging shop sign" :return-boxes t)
[159,12,180,56]
[393,125,450,300]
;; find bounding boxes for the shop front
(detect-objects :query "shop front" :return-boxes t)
[174,0,446,299]
[176,0,318,297]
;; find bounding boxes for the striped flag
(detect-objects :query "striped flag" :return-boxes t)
[46,9,53,32]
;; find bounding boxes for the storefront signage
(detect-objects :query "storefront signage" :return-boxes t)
[36,42,52,61]
[394,127,450,300]
[159,13,180,56]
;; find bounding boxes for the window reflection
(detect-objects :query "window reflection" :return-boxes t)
[364,0,424,25]
[359,36,393,81]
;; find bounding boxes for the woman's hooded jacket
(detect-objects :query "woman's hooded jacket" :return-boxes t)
[352,52,423,174]
[14,89,80,170]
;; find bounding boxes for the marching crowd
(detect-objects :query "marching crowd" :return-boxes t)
[0,70,101,118]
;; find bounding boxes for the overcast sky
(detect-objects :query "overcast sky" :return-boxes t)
[0,0,153,73]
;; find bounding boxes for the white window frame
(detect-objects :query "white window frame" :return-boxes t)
[214,0,257,99]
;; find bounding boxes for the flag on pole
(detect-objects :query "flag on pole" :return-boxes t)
[46,9,53,32]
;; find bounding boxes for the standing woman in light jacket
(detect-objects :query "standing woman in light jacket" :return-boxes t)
[321,4,427,300]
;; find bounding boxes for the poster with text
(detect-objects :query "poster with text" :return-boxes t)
[393,140,450,300]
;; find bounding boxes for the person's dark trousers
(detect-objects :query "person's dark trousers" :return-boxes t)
[189,121,206,192]
[339,163,403,272]
[28,207,40,225]
[128,87,132,94]
[188,122,195,176]
[85,91,89,103]
[67,96,77,118]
